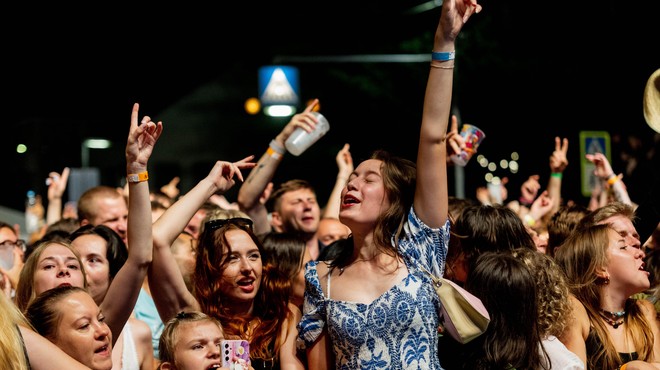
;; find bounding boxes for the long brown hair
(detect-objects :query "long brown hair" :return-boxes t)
[193,220,291,361]
[555,223,654,369]
[327,150,417,269]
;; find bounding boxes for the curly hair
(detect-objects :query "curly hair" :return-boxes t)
[512,247,572,338]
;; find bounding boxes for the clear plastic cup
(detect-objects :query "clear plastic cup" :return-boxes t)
[285,112,330,156]
[450,124,486,166]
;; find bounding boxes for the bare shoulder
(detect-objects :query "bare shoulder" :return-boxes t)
[636,298,658,321]
[129,317,154,342]
[288,302,302,319]
[568,295,590,335]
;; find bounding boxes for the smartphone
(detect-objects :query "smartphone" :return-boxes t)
[221,339,250,370]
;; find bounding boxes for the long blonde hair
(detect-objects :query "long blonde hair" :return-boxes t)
[0,291,31,370]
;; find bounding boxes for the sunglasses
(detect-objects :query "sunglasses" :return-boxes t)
[203,217,253,232]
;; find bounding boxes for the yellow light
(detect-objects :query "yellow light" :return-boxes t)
[16,144,27,154]
[306,99,321,112]
[244,98,261,115]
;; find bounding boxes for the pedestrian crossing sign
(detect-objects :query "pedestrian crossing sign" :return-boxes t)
[258,66,299,107]
[579,131,611,197]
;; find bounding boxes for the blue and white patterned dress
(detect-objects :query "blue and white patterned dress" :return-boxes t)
[298,207,450,370]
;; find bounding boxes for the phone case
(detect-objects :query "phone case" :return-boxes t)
[221,339,250,370]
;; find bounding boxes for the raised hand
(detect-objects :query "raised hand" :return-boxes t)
[440,0,482,39]
[336,143,354,180]
[206,156,257,195]
[549,137,569,173]
[46,167,70,201]
[160,176,181,200]
[520,175,541,205]
[446,115,466,159]
[126,103,164,171]
[585,152,615,180]
[275,98,320,144]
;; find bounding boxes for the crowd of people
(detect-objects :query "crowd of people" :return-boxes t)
[1,1,659,369]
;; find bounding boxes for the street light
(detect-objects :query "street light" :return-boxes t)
[81,138,112,168]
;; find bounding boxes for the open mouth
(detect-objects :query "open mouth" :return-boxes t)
[237,279,254,287]
[342,194,360,206]
[207,364,222,369]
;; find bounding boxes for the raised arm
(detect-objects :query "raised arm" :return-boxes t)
[101,103,162,342]
[547,137,568,216]
[45,167,70,225]
[150,157,255,322]
[322,143,353,219]
[237,99,321,233]
[20,325,95,370]
[585,152,632,206]
[414,0,481,227]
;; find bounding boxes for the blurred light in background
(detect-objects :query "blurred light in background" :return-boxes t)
[259,65,299,117]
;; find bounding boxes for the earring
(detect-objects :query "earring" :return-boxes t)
[604,276,610,285]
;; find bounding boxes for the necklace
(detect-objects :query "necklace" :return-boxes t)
[599,308,626,329]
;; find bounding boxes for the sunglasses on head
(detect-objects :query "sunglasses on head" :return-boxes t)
[203,217,253,232]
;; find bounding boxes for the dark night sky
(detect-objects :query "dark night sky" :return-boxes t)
[3,1,659,213]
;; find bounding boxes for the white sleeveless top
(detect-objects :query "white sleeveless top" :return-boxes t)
[112,321,140,370]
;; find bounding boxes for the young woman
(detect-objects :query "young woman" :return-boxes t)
[70,224,154,370]
[16,102,161,366]
[296,0,480,368]
[25,285,113,370]
[0,285,94,370]
[460,251,549,370]
[556,223,660,369]
[149,157,304,369]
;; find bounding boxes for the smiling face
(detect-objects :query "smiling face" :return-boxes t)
[71,234,111,305]
[33,243,85,296]
[166,321,224,370]
[605,227,650,295]
[219,229,262,311]
[340,159,390,231]
[50,291,113,370]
